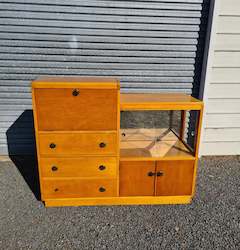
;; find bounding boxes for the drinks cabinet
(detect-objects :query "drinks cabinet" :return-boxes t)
[32,77,203,206]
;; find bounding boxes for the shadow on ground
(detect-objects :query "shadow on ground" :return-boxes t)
[6,109,40,200]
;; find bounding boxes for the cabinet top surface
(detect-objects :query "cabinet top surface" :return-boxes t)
[32,76,120,89]
[120,93,203,110]
[32,77,202,109]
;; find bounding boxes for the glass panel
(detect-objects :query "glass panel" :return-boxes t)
[120,110,200,157]
[186,110,200,153]
[169,110,182,136]
[121,111,170,129]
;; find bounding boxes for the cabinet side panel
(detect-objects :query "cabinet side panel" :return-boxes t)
[31,87,43,200]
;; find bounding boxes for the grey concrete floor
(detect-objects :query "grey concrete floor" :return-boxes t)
[0,156,239,249]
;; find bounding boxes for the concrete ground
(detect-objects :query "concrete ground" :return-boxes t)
[0,156,239,249]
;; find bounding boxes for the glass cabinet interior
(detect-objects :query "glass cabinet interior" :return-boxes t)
[120,110,201,157]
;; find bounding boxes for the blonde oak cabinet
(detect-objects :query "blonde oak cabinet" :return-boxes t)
[119,160,195,197]
[32,77,203,207]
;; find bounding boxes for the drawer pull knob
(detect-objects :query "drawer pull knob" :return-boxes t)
[99,187,106,192]
[99,165,106,171]
[51,166,58,171]
[54,188,59,192]
[156,171,164,177]
[99,142,106,148]
[49,143,56,149]
[72,89,80,96]
[148,172,155,177]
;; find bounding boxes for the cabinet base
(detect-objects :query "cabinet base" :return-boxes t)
[44,196,192,207]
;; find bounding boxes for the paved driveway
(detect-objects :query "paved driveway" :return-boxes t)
[0,156,239,249]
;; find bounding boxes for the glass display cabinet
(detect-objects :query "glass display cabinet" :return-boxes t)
[119,94,203,202]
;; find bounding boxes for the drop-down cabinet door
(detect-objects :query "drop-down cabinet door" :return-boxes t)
[34,88,118,131]
[120,161,155,196]
[156,160,195,196]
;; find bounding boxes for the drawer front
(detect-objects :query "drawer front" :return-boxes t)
[156,160,194,196]
[38,132,118,156]
[42,178,117,199]
[34,88,118,131]
[40,157,117,178]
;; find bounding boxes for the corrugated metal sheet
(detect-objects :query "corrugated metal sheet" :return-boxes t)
[0,0,207,154]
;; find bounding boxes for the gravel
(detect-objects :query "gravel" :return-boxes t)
[0,156,239,249]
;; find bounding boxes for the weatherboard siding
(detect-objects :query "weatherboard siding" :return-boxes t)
[200,0,240,155]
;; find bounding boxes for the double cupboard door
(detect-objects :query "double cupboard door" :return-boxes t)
[120,160,195,196]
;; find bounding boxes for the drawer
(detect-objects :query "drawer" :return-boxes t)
[42,178,117,199]
[34,88,118,131]
[38,132,118,156]
[40,157,117,178]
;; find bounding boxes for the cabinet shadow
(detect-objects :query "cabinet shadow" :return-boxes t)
[6,110,40,200]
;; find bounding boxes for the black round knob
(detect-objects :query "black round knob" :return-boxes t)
[54,188,59,192]
[51,166,58,171]
[99,142,106,148]
[99,187,106,192]
[49,143,56,149]
[148,172,155,177]
[72,89,80,96]
[122,133,126,137]
[99,165,106,171]
[156,171,164,177]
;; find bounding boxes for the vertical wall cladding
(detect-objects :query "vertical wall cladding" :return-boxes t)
[0,0,205,154]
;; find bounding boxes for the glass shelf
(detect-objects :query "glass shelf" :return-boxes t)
[120,128,195,161]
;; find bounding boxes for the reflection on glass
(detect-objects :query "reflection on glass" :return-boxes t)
[120,110,200,157]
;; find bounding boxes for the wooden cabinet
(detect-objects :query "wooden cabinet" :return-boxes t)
[32,77,203,207]
[120,160,194,197]
[32,77,120,204]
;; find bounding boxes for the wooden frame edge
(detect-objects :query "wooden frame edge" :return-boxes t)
[44,196,192,207]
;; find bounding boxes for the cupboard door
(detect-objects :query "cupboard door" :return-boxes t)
[156,160,194,196]
[34,88,118,131]
[120,161,155,196]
